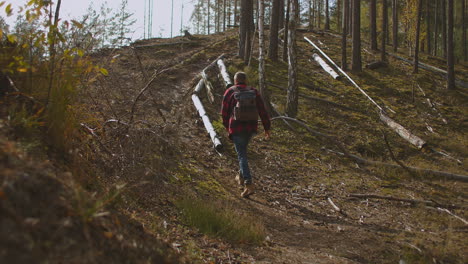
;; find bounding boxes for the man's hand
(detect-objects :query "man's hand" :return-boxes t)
[265,130,271,140]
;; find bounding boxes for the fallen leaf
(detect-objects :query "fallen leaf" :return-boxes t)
[103,231,113,238]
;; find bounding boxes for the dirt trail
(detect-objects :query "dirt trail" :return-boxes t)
[127,36,393,263]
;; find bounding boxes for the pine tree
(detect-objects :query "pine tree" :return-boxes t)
[342,0,348,70]
[370,0,377,50]
[351,0,361,71]
[269,0,281,61]
[286,0,298,117]
[447,0,455,89]
[413,0,423,73]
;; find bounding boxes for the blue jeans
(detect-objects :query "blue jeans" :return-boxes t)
[232,133,253,184]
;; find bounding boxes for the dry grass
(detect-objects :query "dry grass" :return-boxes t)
[176,197,266,245]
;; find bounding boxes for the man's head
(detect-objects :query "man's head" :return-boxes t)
[234,72,247,85]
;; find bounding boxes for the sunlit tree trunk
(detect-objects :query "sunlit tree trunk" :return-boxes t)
[447,0,455,89]
[283,0,291,62]
[258,0,272,114]
[342,0,348,70]
[381,0,387,61]
[309,0,313,30]
[351,0,361,71]
[413,0,423,73]
[234,0,238,26]
[286,0,298,117]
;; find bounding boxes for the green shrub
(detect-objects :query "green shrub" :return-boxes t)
[176,198,265,245]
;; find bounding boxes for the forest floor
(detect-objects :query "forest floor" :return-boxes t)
[1,29,467,263]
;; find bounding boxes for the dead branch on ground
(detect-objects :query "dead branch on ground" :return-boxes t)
[271,116,468,182]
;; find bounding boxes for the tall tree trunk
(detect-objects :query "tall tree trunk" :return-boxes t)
[463,0,467,61]
[286,0,299,117]
[227,0,231,27]
[434,0,439,56]
[447,0,455,89]
[348,0,353,36]
[223,0,227,31]
[239,0,248,58]
[351,0,362,71]
[244,0,254,64]
[426,0,431,54]
[370,0,377,50]
[325,0,330,30]
[258,0,272,114]
[342,0,348,70]
[234,0,239,26]
[392,0,398,52]
[381,0,388,61]
[283,0,291,62]
[279,0,285,29]
[207,0,211,34]
[442,0,447,58]
[413,0,423,73]
[337,0,342,33]
[171,0,174,37]
[318,0,322,29]
[309,0,313,30]
[46,0,62,106]
[269,0,281,61]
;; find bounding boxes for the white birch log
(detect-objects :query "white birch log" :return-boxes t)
[312,53,340,80]
[304,37,384,112]
[193,78,205,94]
[192,93,223,151]
[217,59,233,88]
[379,112,427,149]
[200,71,215,103]
[304,37,430,150]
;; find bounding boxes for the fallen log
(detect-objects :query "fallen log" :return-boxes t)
[133,41,200,48]
[268,83,361,112]
[304,37,385,112]
[326,148,468,182]
[312,53,340,80]
[192,79,222,151]
[202,54,226,73]
[304,37,432,150]
[271,116,468,182]
[387,52,468,89]
[434,208,468,225]
[379,112,427,149]
[217,59,233,88]
[193,77,205,94]
[349,194,467,210]
[200,71,215,103]
[365,61,388,70]
[302,84,337,96]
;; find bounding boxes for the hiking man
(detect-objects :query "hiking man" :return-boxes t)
[221,72,271,198]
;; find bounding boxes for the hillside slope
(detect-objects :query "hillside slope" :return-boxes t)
[1,30,467,263]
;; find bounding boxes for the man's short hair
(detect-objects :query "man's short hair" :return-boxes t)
[234,72,247,84]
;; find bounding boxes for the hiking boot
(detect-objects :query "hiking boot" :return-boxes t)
[235,172,244,186]
[241,183,254,198]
